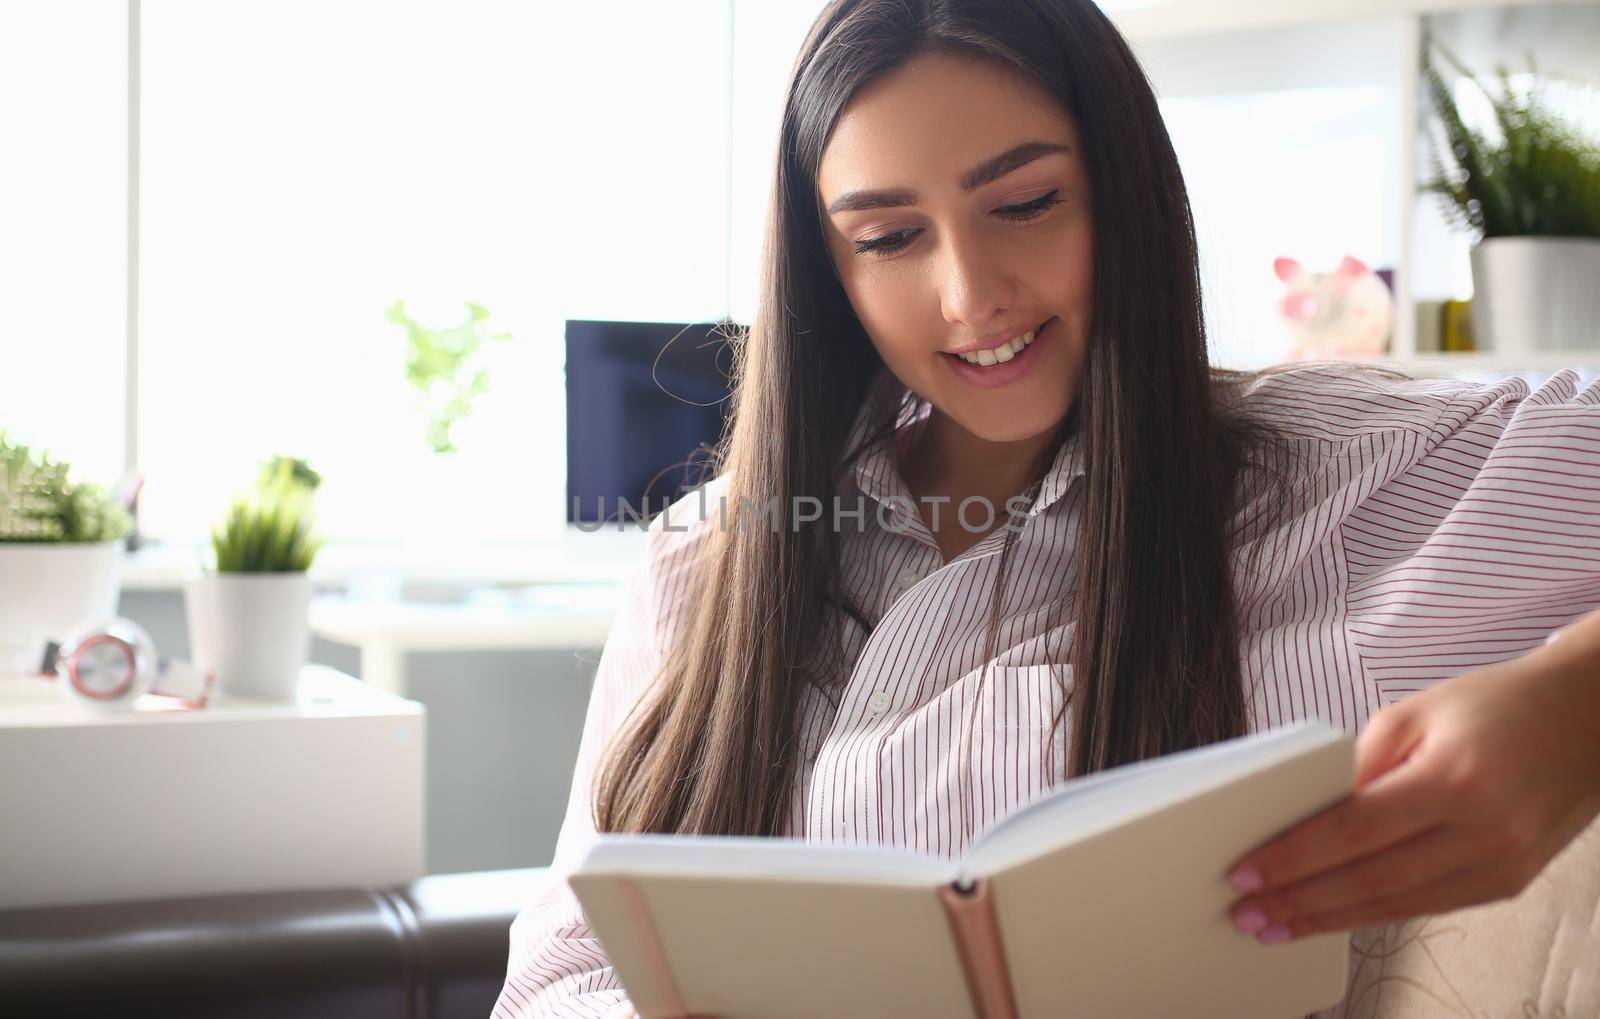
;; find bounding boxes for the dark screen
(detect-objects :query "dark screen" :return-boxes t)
[565,319,738,524]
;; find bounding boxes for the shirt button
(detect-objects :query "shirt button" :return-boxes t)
[867,690,891,713]
[893,566,922,594]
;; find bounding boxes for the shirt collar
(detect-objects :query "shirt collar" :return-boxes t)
[840,368,1085,521]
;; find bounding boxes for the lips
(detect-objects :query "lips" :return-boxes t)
[944,316,1054,360]
[939,315,1057,391]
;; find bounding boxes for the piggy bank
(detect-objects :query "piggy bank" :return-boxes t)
[1274,255,1394,360]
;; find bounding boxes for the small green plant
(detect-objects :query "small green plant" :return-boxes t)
[257,455,322,493]
[211,456,324,573]
[1421,32,1600,241]
[385,299,513,454]
[0,433,131,543]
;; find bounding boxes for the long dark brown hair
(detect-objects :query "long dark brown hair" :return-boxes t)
[594,0,1301,838]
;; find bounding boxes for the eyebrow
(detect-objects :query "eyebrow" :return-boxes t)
[825,140,1070,216]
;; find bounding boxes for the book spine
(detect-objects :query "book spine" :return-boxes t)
[616,877,690,1019]
[938,877,1019,1019]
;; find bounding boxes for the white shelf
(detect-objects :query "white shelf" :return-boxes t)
[0,662,421,725]
[1397,351,1600,376]
[1107,0,1593,42]
[0,664,424,909]
[1116,0,1599,370]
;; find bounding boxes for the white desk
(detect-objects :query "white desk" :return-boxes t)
[0,665,424,909]
[119,528,651,591]
[309,583,621,696]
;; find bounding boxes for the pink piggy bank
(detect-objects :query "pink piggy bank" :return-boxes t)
[1274,255,1394,360]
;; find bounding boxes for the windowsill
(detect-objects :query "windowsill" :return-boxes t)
[119,526,653,592]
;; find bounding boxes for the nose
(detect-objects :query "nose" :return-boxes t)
[1282,291,1319,322]
[937,228,1019,334]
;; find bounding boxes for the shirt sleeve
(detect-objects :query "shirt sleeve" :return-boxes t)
[492,482,719,1019]
[1347,368,1600,700]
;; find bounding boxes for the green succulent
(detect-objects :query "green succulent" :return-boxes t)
[1421,31,1600,241]
[0,433,132,543]
[211,456,324,573]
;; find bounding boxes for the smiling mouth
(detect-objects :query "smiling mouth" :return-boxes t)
[942,317,1055,366]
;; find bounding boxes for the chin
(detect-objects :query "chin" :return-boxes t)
[949,398,1072,445]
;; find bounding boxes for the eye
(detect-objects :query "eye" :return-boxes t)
[998,189,1064,224]
[851,190,1065,258]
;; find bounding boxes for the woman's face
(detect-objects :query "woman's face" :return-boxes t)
[816,50,1093,445]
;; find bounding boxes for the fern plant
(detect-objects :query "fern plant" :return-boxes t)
[210,456,324,572]
[1421,31,1600,241]
[0,432,132,543]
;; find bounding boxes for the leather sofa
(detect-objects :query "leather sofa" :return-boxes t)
[0,867,548,1018]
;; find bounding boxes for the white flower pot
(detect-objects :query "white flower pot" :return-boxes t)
[183,572,312,702]
[0,541,124,648]
[1470,236,1600,356]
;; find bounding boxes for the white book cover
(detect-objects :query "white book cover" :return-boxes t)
[570,719,1356,1019]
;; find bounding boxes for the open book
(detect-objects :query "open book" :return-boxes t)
[569,720,1355,1019]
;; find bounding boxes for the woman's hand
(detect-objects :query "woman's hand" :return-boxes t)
[1222,614,1600,944]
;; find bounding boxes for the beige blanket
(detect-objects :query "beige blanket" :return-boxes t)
[1311,814,1600,1018]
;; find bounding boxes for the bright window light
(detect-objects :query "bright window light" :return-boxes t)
[1161,86,1392,368]
[137,0,730,544]
[0,2,127,489]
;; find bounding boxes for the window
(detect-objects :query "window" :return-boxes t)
[0,2,127,487]
[136,0,731,543]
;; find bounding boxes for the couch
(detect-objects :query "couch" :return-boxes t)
[0,867,548,1018]
[1319,812,1600,1018]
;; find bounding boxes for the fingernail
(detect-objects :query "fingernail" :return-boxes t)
[1232,907,1268,934]
[1258,924,1292,944]
[1228,866,1263,892]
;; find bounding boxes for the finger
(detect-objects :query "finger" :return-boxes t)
[1227,756,1441,893]
[1353,699,1426,791]
[1251,857,1533,942]
[1230,822,1473,935]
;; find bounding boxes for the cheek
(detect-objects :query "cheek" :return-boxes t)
[840,273,929,364]
[1055,227,1095,339]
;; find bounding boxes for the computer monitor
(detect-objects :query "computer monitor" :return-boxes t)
[565,319,738,525]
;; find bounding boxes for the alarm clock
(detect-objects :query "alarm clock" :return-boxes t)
[2,617,214,711]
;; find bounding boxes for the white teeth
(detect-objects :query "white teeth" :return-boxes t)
[957,329,1035,365]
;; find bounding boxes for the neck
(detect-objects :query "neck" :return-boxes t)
[896,408,1058,513]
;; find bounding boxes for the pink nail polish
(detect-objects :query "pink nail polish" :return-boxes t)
[1258,924,1292,944]
[1232,907,1267,934]
[1228,866,1263,892]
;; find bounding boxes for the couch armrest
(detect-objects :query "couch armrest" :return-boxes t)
[0,867,550,1019]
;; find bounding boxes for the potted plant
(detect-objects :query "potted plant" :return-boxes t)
[1421,33,1600,355]
[183,457,324,702]
[0,433,133,648]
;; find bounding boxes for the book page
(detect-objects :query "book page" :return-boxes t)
[581,832,957,885]
[957,720,1334,884]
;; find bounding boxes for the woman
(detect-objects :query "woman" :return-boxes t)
[495,1,1600,1016]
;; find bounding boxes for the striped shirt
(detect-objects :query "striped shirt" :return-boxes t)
[494,362,1600,1019]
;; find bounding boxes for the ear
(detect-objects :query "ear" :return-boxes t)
[1338,255,1369,277]
[1273,257,1302,283]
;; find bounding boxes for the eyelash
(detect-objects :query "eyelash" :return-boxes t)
[851,190,1064,257]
